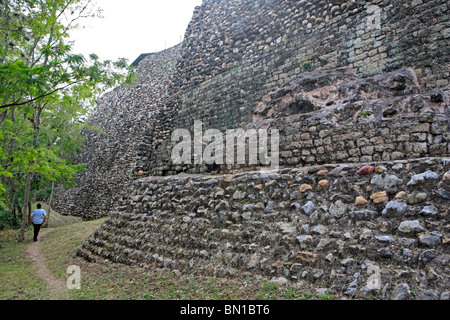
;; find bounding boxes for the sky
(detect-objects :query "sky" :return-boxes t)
[69,0,203,65]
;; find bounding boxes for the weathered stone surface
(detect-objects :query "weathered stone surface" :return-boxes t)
[419,290,439,300]
[53,45,183,220]
[271,277,288,286]
[382,201,407,216]
[58,0,450,301]
[312,224,327,236]
[435,189,450,200]
[355,196,368,206]
[76,157,450,301]
[407,171,439,186]
[371,174,403,189]
[370,191,389,204]
[406,192,428,205]
[318,179,329,189]
[279,222,296,234]
[296,235,313,248]
[297,252,318,263]
[395,191,407,199]
[299,184,313,193]
[301,201,316,216]
[398,220,425,233]
[419,232,442,247]
[345,272,360,296]
[420,206,438,216]
[375,236,394,244]
[391,284,410,300]
[358,166,375,176]
[329,200,348,218]
[349,210,379,220]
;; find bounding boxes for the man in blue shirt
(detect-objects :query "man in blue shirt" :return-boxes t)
[30,204,47,242]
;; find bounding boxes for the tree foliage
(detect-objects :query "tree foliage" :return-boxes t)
[0,0,136,240]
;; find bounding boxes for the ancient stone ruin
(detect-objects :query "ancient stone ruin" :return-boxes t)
[53,0,449,299]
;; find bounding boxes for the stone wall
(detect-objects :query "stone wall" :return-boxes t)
[136,0,449,177]
[141,66,449,176]
[65,0,450,299]
[77,158,450,299]
[174,0,449,91]
[52,45,182,219]
[57,0,450,218]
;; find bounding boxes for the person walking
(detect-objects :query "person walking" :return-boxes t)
[30,204,47,242]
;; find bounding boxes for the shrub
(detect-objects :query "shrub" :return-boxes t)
[34,187,52,202]
[298,57,312,71]
[0,208,20,231]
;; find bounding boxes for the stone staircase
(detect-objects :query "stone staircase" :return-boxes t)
[77,157,450,299]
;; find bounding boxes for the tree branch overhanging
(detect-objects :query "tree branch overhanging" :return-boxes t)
[0,80,83,109]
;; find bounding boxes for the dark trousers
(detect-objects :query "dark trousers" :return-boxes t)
[33,223,42,241]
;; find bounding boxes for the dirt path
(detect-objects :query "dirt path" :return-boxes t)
[26,228,68,299]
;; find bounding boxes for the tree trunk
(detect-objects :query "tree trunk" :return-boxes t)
[9,187,17,220]
[18,171,33,243]
[0,110,7,127]
[16,204,22,218]
[27,202,32,224]
[0,2,11,64]
[43,181,54,228]
[17,101,44,241]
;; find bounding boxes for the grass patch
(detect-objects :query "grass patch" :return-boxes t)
[0,207,84,300]
[1,211,337,300]
[0,227,49,300]
[41,217,106,280]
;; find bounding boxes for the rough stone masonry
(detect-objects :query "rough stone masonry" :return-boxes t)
[53,0,450,299]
